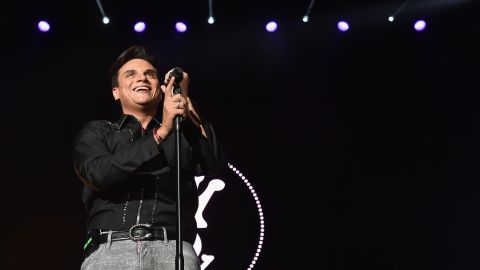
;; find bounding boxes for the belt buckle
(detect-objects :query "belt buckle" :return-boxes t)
[129,224,152,241]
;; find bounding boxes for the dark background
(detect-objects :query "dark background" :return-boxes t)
[1,0,479,269]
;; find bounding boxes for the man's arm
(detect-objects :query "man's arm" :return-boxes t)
[182,116,224,176]
[163,69,224,173]
[199,121,225,174]
[186,97,208,138]
[73,121,166,192]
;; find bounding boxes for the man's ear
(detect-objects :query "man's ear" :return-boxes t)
[112,87,120,100]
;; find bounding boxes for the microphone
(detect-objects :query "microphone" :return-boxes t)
[169,67,184,96]
[168,67,184,126]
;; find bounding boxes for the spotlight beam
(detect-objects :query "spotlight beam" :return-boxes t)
[95,0,109,22]
[391,0,412,18]
[306,0,316,15]
[303,0,316,22]
[208,0,214,19]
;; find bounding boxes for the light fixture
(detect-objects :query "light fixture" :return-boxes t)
[414,20,426,31]
[337,20,349,32]
[37,21,50,32]
[388,0,411,24]
[208,16,215,24]
[175,22,187,33]
[302,0,316,23]
[95,0,110,24]
[208,0,214,24]
[134,21,146,33]
[265,21,278,32]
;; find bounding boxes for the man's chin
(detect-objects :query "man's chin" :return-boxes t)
[134,100,157,109]
[134,98,153,105]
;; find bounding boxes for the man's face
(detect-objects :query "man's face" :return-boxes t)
[112,58,161,112]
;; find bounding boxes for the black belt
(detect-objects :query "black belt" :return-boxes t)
[83,224,170,258]
[98,224,168,243]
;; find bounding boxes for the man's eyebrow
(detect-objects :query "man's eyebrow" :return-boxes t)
[144,69,158,74]
[123,69,136,75]
[122,69,157,75]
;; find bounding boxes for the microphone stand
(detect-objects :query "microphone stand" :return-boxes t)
[167,67,185,270]
[174,112,184,270]
[172,81,184,270]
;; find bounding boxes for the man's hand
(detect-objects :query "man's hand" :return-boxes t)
[164,68,190,97]
[156,76,188,140]
[162,69,207,138]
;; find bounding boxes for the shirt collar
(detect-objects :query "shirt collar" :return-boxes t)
[114,114,161,131]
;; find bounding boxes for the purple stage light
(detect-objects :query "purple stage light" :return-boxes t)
[38,21,50,32]
[337,21,349,32]
[414,20,426,31]
[175,22,187,33]
[134,22,146,32]
[265,21,277,32]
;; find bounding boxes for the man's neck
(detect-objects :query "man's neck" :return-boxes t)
[122,109,157,130]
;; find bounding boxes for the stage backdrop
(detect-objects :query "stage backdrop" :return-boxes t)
[1,1,479,269]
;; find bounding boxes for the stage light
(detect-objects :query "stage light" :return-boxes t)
[134,22,146,33]
[37,21,50,32]
[337,21,349,32]
[175,22,187,33]
[414,20,426,31]
[265,21,277,32]
[95,0,110,26]
[208,0,214,25]
[389,0,411,24]
[227,163,265,270]
[303,0,316,24]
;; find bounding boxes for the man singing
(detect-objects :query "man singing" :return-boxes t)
[73,45,223,270]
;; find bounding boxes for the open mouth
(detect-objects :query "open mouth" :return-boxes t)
[133,86,151,92]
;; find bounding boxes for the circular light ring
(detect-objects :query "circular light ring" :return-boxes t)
[227,163,265,270]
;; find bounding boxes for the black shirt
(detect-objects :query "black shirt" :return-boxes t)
[73,114,223,244]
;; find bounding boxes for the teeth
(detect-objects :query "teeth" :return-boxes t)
[134,86,150,91]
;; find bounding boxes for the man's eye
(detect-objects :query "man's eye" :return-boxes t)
[146,72,157,78]
[126,73,134,77]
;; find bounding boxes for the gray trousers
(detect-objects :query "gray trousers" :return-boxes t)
[81,239,201,270]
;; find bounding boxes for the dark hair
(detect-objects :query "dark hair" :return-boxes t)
[110,45,158,88]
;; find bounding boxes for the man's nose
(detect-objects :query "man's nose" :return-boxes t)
[137,74,148,82]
